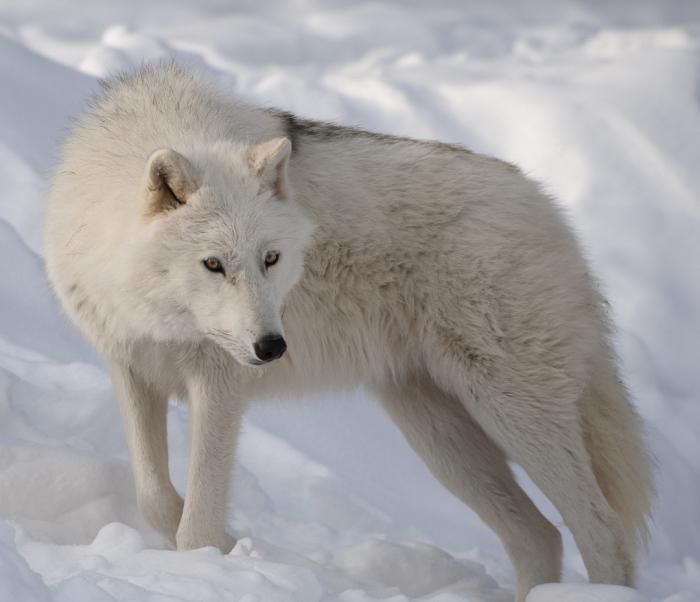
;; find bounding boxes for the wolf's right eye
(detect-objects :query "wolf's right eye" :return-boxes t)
[202,257,225,275]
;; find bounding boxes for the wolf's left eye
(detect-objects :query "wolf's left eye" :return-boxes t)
[264,250,280,269]
[203,257,225,275]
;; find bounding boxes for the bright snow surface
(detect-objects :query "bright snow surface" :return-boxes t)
[0,1,699,601]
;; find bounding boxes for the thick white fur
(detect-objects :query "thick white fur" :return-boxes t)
[45,64,652,601]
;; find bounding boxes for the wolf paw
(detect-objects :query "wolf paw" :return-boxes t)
[138,486,184,548]
[175,525,236,553]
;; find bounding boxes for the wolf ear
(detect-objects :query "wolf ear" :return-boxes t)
[145,149,199,215]
[248,137,292,200]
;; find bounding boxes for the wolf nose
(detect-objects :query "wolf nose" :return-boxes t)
[253,334,287,362]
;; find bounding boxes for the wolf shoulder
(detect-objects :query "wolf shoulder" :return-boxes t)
[283,113,572,255]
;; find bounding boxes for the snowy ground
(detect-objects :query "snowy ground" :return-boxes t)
[0,1,699,601]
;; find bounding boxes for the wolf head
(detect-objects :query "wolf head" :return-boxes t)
[134,137,315,366]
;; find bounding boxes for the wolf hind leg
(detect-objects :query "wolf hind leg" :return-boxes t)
[373,377,562,602]
[454,378,635,586]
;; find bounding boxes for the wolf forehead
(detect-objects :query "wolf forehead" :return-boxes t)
[147,138,307,248]
[145,136,293,210]
[159,141,270,199]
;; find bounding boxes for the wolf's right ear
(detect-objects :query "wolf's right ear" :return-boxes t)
[145,149,199,215]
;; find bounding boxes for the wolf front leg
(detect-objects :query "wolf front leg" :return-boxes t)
[176,359,243,552]
[110,362,184,547]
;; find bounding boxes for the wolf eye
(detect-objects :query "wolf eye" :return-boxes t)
[203,257,225,275]
[264,250,280,269]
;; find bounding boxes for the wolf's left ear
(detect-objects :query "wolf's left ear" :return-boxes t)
[248,137,292,200]
[145,149,200,215]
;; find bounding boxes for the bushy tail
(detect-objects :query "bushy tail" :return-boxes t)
[580,348,654,557]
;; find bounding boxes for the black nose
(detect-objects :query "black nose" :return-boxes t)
[253,334,287,363]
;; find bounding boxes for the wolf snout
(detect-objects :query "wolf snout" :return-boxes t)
[253,334,287,363]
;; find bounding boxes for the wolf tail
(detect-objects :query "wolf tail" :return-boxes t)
[580,345,654,558]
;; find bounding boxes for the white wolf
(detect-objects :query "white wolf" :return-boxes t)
[45,63,652,601]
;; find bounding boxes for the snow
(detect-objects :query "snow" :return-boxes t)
[527,583,648,602]
[0,1,699,600]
